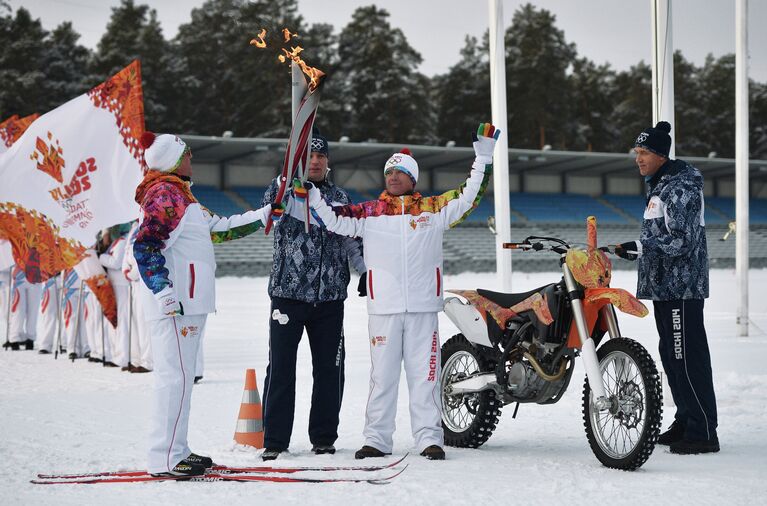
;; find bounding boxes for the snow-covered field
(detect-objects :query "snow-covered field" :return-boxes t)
[2,269,766,505]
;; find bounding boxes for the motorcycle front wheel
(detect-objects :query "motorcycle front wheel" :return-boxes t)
[440,334,502,448]
[582,337,662,470]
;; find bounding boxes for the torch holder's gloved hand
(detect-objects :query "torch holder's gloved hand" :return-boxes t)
[614,240,641,261]
[472,122,502,164]
[358,272,367,297]
[154,286,184,316]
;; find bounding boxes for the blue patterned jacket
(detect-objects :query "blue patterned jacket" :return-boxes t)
[262,178,365,303]
[637,159,709,300]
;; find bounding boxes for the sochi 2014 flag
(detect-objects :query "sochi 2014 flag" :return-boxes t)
[0,113,40,154]
[0,60,145,326]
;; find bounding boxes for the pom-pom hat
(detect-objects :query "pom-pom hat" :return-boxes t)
[141,131,188,173]
[634,121,672,158]
[384,148,419,185]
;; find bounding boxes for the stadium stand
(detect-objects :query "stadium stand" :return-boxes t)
[193,185,244,217]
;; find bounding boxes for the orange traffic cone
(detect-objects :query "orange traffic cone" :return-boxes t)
[233,368,264,448]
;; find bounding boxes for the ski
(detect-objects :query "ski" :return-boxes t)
[37,453,408,480]
[31,466,407,485]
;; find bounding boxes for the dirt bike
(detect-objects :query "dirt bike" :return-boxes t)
[440,218,662,470]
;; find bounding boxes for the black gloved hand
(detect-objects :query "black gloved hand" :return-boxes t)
[615,241,640,261]
[357,272,367,297]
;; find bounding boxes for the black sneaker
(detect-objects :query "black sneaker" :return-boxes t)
[194,376,203,384]
[670,436,720,455]
[658,420,686,446]
[261,448,284,461]
[420,445,445,460]
[68,352,78,360]
[184,452,214,469]
[24,339,34,350]
[38,349,51,355]
[354,445,388,459]
[3,341,20,351]
[312,445,336,455]
[150,461,206,477]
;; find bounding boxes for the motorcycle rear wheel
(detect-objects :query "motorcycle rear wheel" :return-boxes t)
[582,337,662,470]
[440,334,502,448]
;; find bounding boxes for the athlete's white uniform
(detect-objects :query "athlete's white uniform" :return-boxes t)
[135,173,271,475]
[99,235,132,367]
[62,269,88,357]
[122,221,151,370]
[8,266,42,345]
[37,276,60,353]
[310,151,493,454]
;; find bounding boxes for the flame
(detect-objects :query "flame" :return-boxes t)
[250,28,325,91]
[249,28,267,48]
[282,28,298,42]
[280,46,325,91]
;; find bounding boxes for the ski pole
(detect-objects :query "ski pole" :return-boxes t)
[54,275,64,360]
[4,269,11,350]
[127,283,133,370]
[71,280,84,362]
[101,302,106,367]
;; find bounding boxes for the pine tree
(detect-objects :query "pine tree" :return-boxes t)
[335,5,434,144]
[433,36,490,147]
[41,22,93,112]
[91,0,175,131]
[504,4,576,150]
[698,54,736,158]
[569,57,618,152]
[672,50,708,156]
[0,5,48,118]
[608,62,652,153]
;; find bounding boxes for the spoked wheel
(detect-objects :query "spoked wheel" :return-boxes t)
[582,338,662,470]
[441,334,501,448]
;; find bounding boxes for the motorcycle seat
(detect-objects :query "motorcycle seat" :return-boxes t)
[477,285,553,309]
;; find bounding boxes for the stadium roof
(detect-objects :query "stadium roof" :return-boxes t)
[181,134,767,181]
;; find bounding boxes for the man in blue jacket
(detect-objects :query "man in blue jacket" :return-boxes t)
[260,134,366,460]
[615,121,719,454]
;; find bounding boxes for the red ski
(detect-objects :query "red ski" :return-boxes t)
[36,453,408,480]
[31,466,407,485]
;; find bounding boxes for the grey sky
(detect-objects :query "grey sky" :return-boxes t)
[8,0,767,81]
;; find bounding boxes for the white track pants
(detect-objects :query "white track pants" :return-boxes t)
[130,282,152,369]
[9,283,42,343]
[64,296,87,356]
[147,314,206,474]
[364,312,443,453]
[85,295,113,362]
[110,285,131,367]
[37,283,60,352]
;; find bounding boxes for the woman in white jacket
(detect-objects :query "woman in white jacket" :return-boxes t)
[134,132,275,477]
[307,123,500,460]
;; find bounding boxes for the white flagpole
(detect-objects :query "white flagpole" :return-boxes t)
[651,0,676,158]
[489,0,512,291]
[735,0,749,336]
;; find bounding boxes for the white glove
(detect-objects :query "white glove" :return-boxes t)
[154,286,183,316]
[305,182,323,208]
[472,122,501,165]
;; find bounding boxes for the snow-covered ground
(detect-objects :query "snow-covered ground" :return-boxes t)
[2,269,766,505]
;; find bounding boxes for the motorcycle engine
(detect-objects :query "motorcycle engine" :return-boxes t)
[506,361,542,400]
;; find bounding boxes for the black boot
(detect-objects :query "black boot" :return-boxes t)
[150,461,206,477]
[261,448,284,461]
[24,339,34,350]
[312,444,336,455]
[420,445,445,460]
[184,452,214,469]
[194,376,203,384]
[670,436,720,455]
[658,420,685,446]
[354,445,388,459]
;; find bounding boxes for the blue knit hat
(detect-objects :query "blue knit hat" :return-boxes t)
[311,133,329,157]
[634,121,672,158]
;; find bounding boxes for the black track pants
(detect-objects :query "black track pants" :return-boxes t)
[262,297,345,450]
[653,299,718,441]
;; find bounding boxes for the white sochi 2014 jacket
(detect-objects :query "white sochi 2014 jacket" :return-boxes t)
[311,160,492,315]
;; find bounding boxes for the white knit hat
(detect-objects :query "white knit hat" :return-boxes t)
[383,148,419,184]
[140,132,187,173]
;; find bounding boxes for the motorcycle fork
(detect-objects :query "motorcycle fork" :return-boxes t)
[561,259,610,409]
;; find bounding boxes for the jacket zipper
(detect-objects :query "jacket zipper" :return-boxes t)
[401,196,408,311]
[315,198,325,303]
